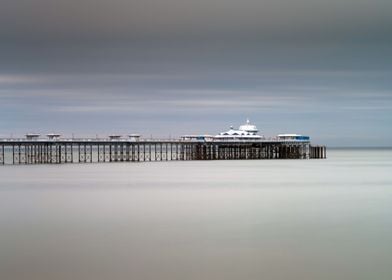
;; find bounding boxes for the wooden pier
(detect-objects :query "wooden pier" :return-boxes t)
[0,139,326,165]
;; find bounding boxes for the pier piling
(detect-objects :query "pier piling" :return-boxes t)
[0,139,326,165]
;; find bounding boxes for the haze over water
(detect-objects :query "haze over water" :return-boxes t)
[0,148,391,280]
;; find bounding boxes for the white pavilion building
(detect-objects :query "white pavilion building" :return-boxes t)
[214,119,264,140]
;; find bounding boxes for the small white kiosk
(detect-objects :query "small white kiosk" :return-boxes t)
[108,135,122,140]
[129,134,141,141]
[47,133,61,140]
[26,133,40,140]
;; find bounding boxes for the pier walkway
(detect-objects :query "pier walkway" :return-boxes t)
[0,138,326,165]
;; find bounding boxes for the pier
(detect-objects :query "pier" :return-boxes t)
[0,120,327,165]
[0,138,326,165]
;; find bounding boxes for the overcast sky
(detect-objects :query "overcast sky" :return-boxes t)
[1,0,391,146]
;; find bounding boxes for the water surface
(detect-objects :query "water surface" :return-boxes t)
[1,149,391,280]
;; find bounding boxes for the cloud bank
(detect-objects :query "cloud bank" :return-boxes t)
[0,0,391,146]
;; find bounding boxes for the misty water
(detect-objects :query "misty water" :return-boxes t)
[0,148,391,280]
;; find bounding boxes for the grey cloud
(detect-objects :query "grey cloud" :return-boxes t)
[1,71,391,123]
[1,0,391,42]
[0,0,391,145]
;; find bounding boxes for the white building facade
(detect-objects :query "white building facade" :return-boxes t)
[214,119,264,141]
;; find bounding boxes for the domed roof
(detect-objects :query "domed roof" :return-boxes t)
[239,119,258,133]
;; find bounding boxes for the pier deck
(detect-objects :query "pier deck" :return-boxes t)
[0,139,326,165]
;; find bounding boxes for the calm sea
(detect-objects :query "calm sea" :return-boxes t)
[0,148,391,280]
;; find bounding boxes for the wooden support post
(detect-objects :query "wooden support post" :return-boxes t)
[40,144,43,164]
[182,144,184,160]
[120,144,124,161]
[57,144,60,164]
[0,145,4,165]
[64,144,67,163]
[109,144,112,162]
[25,145,28,164]
[12,145,15,164]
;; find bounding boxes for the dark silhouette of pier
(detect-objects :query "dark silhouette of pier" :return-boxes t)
[0,138,326,165]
